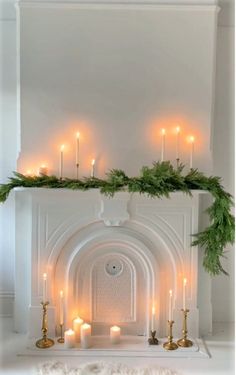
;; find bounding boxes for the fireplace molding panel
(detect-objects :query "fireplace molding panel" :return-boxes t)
[14,188,212,339]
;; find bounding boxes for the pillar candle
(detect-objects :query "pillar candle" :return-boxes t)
[73,317,84,342]
[110,326,121,344]
[183,278,187,310]
[151,306,155,331]
[168,290,173,321]
[161,129,166,162]
[59,290,64,325]
[76,132,80,166]
[176,126,180,159]
[190,136,194,169]
[91,159,95,178]
[64,329,76,348]
[80,323,92,349]
[42,273,47,302]
[60,144,65,179]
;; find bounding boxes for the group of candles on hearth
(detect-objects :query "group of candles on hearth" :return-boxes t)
[42,273,188,348]
[28,126,195,179]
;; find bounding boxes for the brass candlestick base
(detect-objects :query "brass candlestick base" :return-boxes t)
[36,301,55,349]
[57,323,65,343]
[163,320,178,351]
[176,158,180,168]
[177,309,193,347]
[148,330,159,345]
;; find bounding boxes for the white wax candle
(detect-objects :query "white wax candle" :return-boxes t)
[168,290,173,321]
[91,159,95,178]
[80,323,92,349]
[42,273,47,302]
[59,290,64,325]
[76,132,80,166]
[60,144,64,179]
[190,136,194,169]
[161,129,166,162]
[38,165,48,176]
[183,278,187,310]
[176,126,180,159]
[110,326,121,344]
[73,317,84,342]
[151,306,155,331]
[64,329,76,348]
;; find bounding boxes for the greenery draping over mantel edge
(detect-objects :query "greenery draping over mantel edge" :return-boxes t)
[0,161,234,276]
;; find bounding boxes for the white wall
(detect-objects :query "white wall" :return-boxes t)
[212,0,234,322]
[0,0,234,323]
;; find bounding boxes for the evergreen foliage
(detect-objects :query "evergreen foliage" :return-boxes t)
[0,162,234,276]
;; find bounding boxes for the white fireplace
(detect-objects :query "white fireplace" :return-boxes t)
[14,188,212,340]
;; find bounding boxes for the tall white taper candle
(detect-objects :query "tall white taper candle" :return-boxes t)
[176,126,180,159]
[76,132,80,166]
[190,136,194,169]
[168,290,173,321]
[60,144,65,179]
[161,129,166,162]
[183,278,187,310]
[59,290,64,325]
[91,159,95,178]
[151,305,155,331]
[43,273,47,302]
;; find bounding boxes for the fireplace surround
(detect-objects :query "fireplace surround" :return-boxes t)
[14,188,212,340]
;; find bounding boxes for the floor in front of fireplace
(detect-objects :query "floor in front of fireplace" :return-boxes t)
[0,318,234,375]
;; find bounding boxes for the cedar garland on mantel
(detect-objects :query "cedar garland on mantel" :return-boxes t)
[0,161,234,276]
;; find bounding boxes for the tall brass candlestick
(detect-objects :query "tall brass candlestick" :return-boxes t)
[36,302,54,349]
[177,309,193,347]
[163,320,178,350]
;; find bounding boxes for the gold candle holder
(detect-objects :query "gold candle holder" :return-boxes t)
[177,309,193,347]
[163,320,178,350]
[176,158,180,169]
[36,301,55,349]
[148,330,159,345]
[57,323,65,343]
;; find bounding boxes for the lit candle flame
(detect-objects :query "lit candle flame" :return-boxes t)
[43,273,47,281]
[169,289,172,297]
[176,126,180,133]
[161,128,166,135]
[184,278,187,286]
[189,136,195,143]
[91,159,95,166]
[76,132,80,139]
[152,306,155,315]
[60,290,63,298]
[60,144,65,151]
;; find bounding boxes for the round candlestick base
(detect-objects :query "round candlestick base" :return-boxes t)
[57,337,65,343]
[177,338,193,347]
[163,341,178,350]
[36,338,55,349]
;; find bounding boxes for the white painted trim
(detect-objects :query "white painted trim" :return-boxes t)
[16,0,220,11]
[0,292,15,317]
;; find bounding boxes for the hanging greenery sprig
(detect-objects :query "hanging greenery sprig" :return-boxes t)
[0,161,234,276]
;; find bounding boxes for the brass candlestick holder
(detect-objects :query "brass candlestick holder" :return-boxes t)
[163,320,178,350]
[57,323,65,343]
[148,330,159,345]
[176,158,180,169]
[177,309,193,347]
[36,301,55,349]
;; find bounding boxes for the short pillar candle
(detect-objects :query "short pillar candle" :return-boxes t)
[73,317,84,342]
[64,329,76,348]
[110,326,121,344]
[80,323,92,349]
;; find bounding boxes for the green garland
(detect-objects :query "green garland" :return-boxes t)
[0,161,234,276]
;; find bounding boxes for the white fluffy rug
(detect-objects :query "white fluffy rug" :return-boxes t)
[37,362,181,375]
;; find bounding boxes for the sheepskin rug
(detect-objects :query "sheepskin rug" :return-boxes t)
[37,361,180,375]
